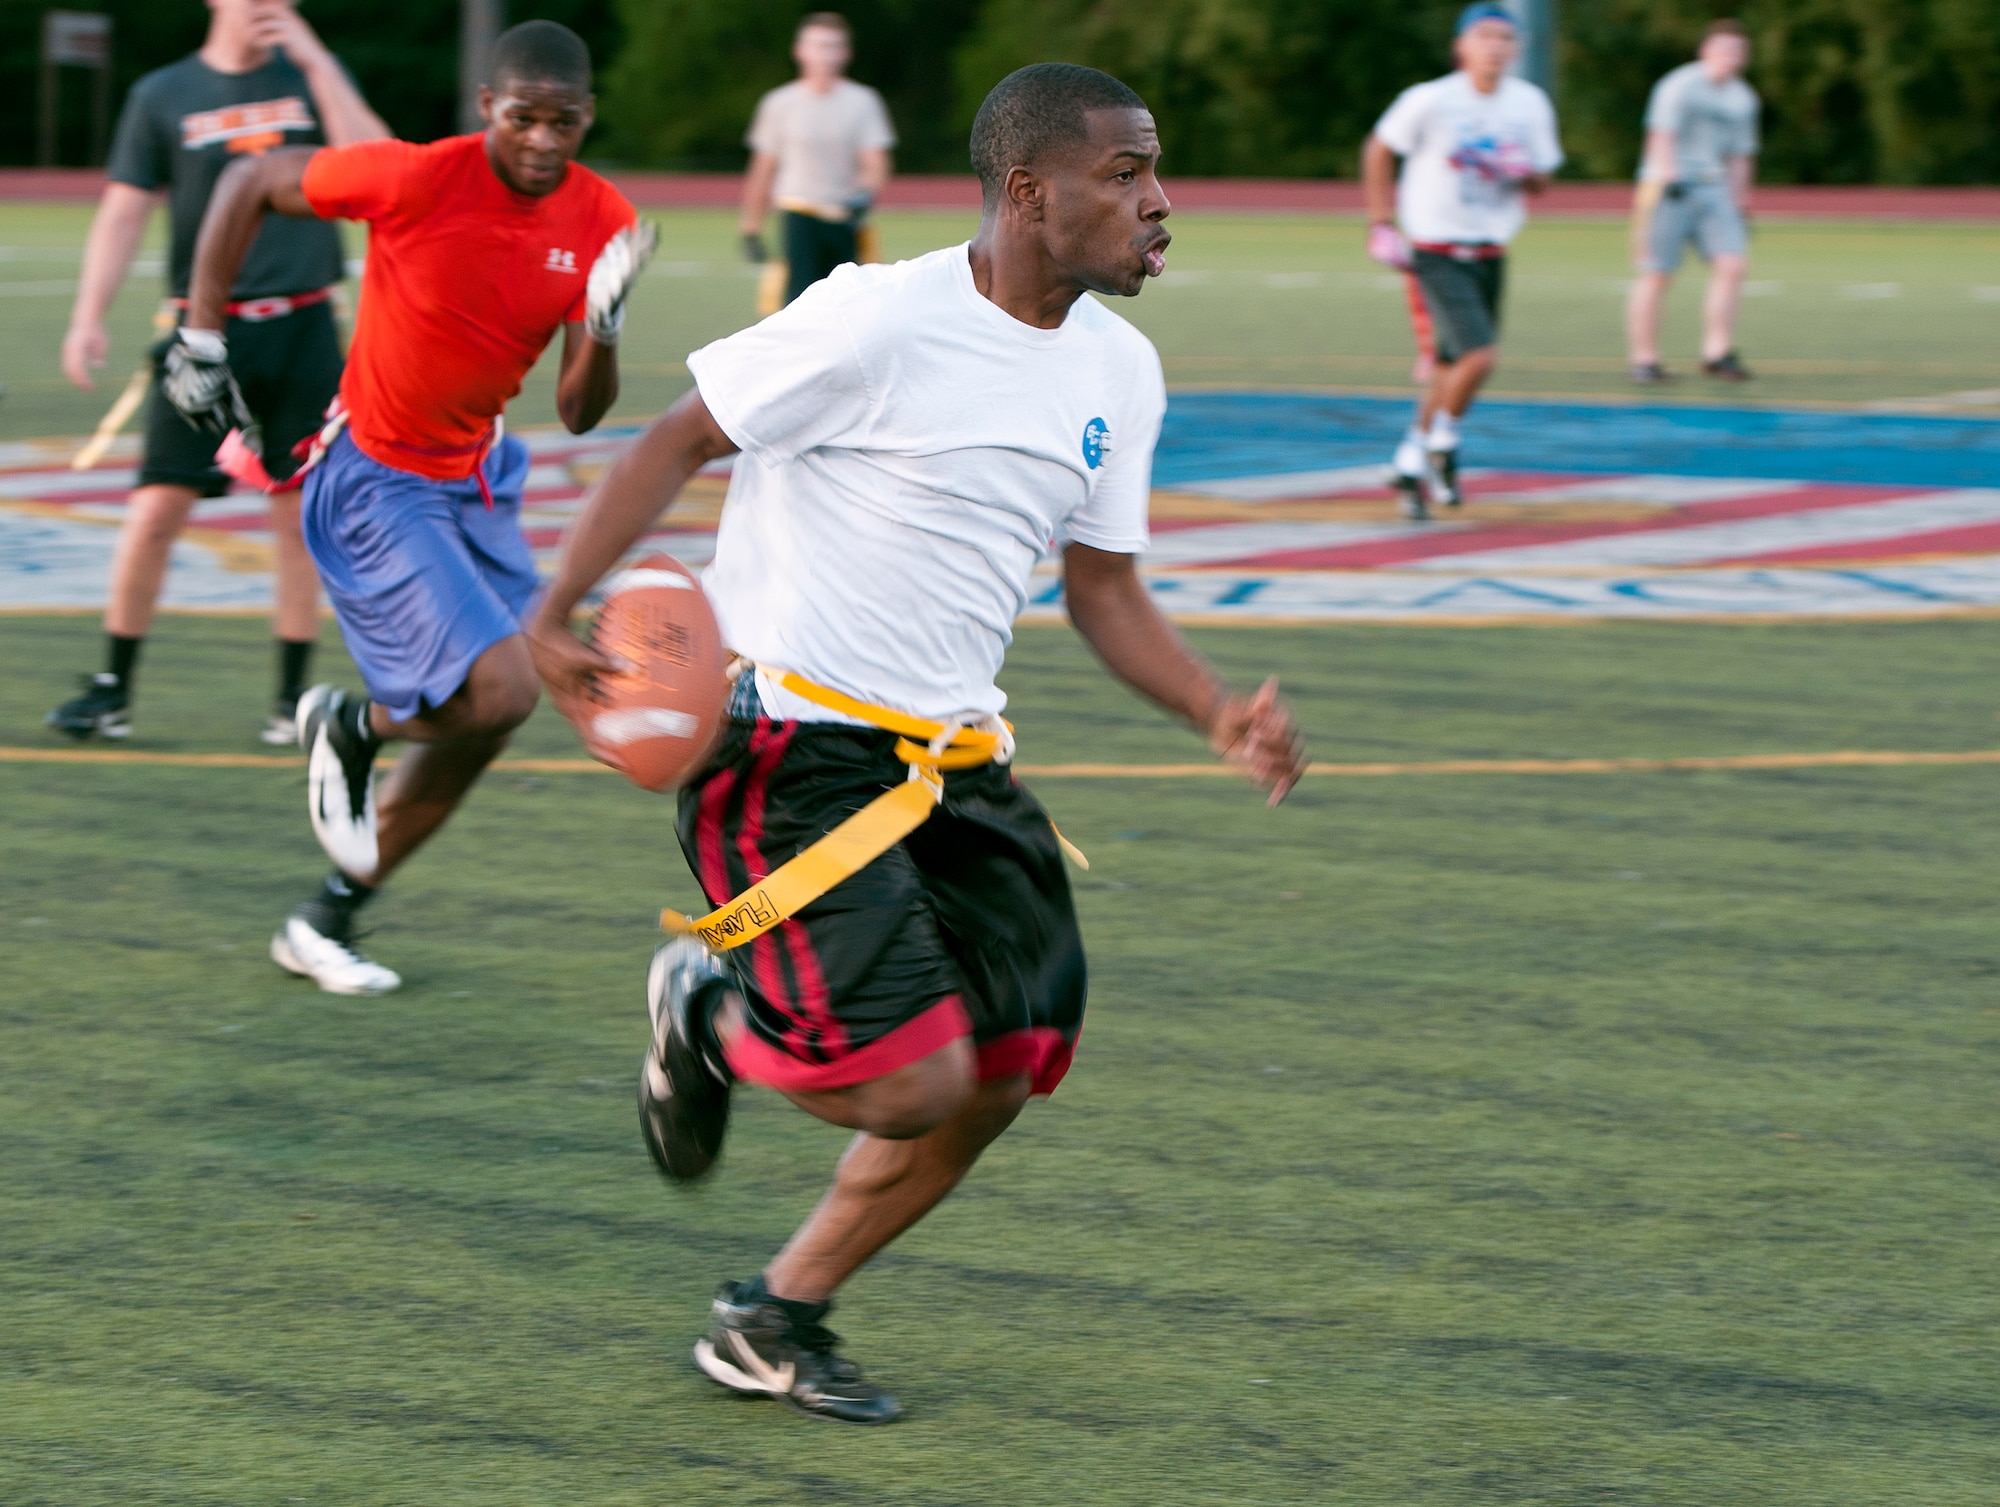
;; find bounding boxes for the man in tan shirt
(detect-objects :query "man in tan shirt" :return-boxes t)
[738,12,894,307]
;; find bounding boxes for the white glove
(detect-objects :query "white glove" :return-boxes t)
[585,220,659,347]
[1366,222,1413,270]
[160,326,258,446]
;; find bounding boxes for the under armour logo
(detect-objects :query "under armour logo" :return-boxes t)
[544,248,578,273]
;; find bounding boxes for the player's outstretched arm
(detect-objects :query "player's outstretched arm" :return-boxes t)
[527,387,738,695]
[1063,542,1306,805]
[183,148,320,333]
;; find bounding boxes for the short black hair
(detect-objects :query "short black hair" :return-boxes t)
[488,20,592,95]
[969,63,1148,202]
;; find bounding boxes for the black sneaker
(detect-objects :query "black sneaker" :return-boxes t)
[1630,360,1674,385]
[640,939,733,1182]
[46,673,129,740]
[1702,351,1752,381]
[1392,471,1430,522]
[694,1278,904,1425]
[1427,446,1461,508]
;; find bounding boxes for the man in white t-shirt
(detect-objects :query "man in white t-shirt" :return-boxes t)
[739,11,895,307]
[1362,2,1562,518]
[1626,19,1760,384]
[530,63,1304,1425]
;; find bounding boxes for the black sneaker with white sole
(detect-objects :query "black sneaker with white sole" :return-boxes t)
[262,695,299,747]
[1392,470,1430,521]
[694,1277,904,1425]
[640,938,733,1182]
[46,673,130,740]
[298,683,381,876]
[1427,446,1461,508]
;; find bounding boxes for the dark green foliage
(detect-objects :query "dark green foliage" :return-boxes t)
[598,0,982,170]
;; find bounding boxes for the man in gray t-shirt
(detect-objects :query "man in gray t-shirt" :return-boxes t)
[737,12,895,308]
[1625,19,1760,383]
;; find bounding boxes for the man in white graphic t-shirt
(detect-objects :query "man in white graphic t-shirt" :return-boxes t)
[1363,2,1563,518]
[738,11,896,307]
[531,63,1305,1425]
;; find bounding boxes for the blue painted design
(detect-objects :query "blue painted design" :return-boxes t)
[1081,417,1110,469]
[1153,391,2000,490]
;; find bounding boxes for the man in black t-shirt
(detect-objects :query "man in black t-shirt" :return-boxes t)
[48,0,387,745]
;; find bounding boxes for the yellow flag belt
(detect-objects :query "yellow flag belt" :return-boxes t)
[662,666,1084,953]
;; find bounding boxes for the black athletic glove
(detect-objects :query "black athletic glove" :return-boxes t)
[158,327,256,445]
[741,232,768,264]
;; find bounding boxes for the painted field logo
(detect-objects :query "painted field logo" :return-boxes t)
[1081,417,1110,470]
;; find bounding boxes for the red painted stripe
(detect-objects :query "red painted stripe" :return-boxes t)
[1716,520,2000,566]
[1202,482,1914,571]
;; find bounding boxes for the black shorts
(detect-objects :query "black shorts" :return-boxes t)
[676,713,1087,1097]
[780,210,858,306]
[139,300,343,495]
[1411,249,1505,364]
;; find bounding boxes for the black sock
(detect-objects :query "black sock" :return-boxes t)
[295,871,376,940]
[745,1273,831,1325]
[277,639,314,704]
[105,633,142,689]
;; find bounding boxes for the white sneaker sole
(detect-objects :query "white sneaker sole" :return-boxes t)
[306,722,379,877]
[270,928,400,996]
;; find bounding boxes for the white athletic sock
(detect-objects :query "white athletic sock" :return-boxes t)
[1427,412,1461,452]
[1393,426,1427,476]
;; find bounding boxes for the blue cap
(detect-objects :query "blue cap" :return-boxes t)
[1456,2,1516,35]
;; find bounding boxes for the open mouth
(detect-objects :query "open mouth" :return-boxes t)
[1141,236,1170,278]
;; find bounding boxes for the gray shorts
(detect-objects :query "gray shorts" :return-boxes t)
[1411,248,1505,364]
[1642,181,1747,273]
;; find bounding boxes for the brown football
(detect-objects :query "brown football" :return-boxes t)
[571,553,728,792]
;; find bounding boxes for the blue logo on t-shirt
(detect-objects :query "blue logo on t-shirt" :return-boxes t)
[1081,417,1110,469]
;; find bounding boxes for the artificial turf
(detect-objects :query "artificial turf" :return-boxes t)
[4,204,2000,444]
[4,612,1999,1504]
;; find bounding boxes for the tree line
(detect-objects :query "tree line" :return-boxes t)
[5,0,1996,183]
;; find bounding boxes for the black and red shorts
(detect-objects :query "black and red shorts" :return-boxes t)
[675,713,1086,1098]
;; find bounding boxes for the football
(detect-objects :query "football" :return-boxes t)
[570,553,728,792]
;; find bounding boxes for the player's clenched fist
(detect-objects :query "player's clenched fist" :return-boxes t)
[585,219,660,347]
[158,327,257,445]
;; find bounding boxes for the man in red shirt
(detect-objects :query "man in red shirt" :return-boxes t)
[168,20,653,994]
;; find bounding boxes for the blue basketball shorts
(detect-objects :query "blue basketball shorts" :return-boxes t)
[300,428,539,722]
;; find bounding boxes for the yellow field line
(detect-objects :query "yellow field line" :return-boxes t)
[7,746,2000,777]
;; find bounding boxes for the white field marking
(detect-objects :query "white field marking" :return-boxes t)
[648,261,710,277]
[1142,520,1421,567]
[1262,272,1322,289]
[0,468,141,498]
[0,509,269,609]
[1014,558,2000,622]
[1177,464,1403,501]
[344,257,365,278]
[1155,268,1215,286]
[1841,282,1901,299]
[1743,280,1783,296]
[1405,489,2000,572]
[522,463,576,492]
[1477,475,1799,506]
[1972,287,2000,302]
[0,280,78,296]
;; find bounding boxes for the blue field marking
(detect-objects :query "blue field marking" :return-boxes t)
[1154,392,2000,490]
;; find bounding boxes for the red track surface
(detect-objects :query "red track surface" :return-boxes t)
[5,167,1998,219]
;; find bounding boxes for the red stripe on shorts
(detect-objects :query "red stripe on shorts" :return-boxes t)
[977,1026,1079,1097]
[694,764,738,907]
[726,994,972,1093]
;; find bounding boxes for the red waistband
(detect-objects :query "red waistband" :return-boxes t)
[171,286,334,322]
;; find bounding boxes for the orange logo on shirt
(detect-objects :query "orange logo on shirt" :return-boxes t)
[181,97,315,155]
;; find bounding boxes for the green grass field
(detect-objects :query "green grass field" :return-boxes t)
[4,203,2000,443]
[6,612,2000,1505]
